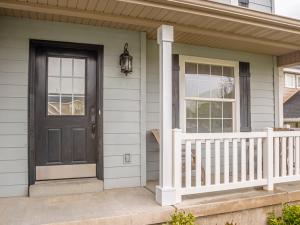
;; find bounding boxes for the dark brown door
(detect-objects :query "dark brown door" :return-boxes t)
[35,46,98,179]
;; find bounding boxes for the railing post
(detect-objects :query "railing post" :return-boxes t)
[263,127,274,191]
[173,129,182,203]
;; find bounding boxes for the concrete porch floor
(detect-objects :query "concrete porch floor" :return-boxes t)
[2,182,300,225]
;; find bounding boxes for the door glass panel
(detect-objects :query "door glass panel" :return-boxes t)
[48,77,60,94]
[47,57,86,116]
[48,95,60,115]
[61,95,73,115]
[61,78,73,94]
[73,95,85,115]
[74,59,85,77]
[48,57,60,76]
[73,78,85,95]
[61,58,73,77]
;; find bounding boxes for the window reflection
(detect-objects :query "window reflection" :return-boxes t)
[47,57,86,116]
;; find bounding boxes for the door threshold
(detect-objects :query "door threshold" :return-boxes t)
[30,178,103,197]
[36,164,96,180]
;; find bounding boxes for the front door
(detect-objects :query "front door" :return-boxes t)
[34,44,98,180]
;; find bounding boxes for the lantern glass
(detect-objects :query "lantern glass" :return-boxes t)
[120,43,133,75]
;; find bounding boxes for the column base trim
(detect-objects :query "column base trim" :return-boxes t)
[155,185,179,206]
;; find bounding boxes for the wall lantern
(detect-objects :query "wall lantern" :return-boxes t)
[119,43,133,76]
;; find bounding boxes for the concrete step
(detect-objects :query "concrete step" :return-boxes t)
[29,178,103,197]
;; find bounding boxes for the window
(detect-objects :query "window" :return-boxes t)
[238,0,249,7]
[297,75,300,88]
[285,73,296,88]
[47,57,86,116]
[180,56,239,133]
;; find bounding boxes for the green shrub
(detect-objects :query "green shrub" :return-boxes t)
[268,204,300,225]
[224,222,237,225]
[164,210,196,225]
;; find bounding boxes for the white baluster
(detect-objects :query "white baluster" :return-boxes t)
[195,140,202,187]
[249,138,254,181]
[296,137,300,175]
[274,137,280,177]
[205,140,211,186]
[241,138,246,181]
[224,139,229,184]
[185,141,192,188]
[232,139,238,183]
[257,138,262,180]
[215,140,220,185]
[281,137,287,177]
[288,137,294,176]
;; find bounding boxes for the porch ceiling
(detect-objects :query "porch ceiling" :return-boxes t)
[1,0,300,56]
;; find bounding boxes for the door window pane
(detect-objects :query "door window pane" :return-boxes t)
[48,95,60,116]
[48,77,60,94]
[73,96,85,115]
[73,78,85,95]
[48,57,60,76]
[61,95,73,115]
[61,58,73,77]
[47,57,86,116]
[61,78,73,94]
[74,59,85,77]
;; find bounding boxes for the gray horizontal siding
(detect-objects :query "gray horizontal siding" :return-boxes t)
[146,40,275,181]
[211,0,273,13]
[0,16,144,196]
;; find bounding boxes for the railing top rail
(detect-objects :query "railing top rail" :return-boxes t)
[273,130,300,137]
[181,132,267,140]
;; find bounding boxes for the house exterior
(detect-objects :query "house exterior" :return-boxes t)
[283,67,300,128]
[1,0,300,208]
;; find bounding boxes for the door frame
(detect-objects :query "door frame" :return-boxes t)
[28,40,103,186]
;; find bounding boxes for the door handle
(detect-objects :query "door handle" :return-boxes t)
[90,107,96,123]
[92,124,96,136]
[90,107,96,138]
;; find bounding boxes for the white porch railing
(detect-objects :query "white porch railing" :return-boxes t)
[173,128,300,202]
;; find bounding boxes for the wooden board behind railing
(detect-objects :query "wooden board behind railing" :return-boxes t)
[150,129,205,183]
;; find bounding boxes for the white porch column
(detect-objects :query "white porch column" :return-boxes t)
[156,24,176,206]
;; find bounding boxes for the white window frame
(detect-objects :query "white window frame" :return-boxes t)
[285,73,296,88]
[179,55,240,133]
[296,75,300,88]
